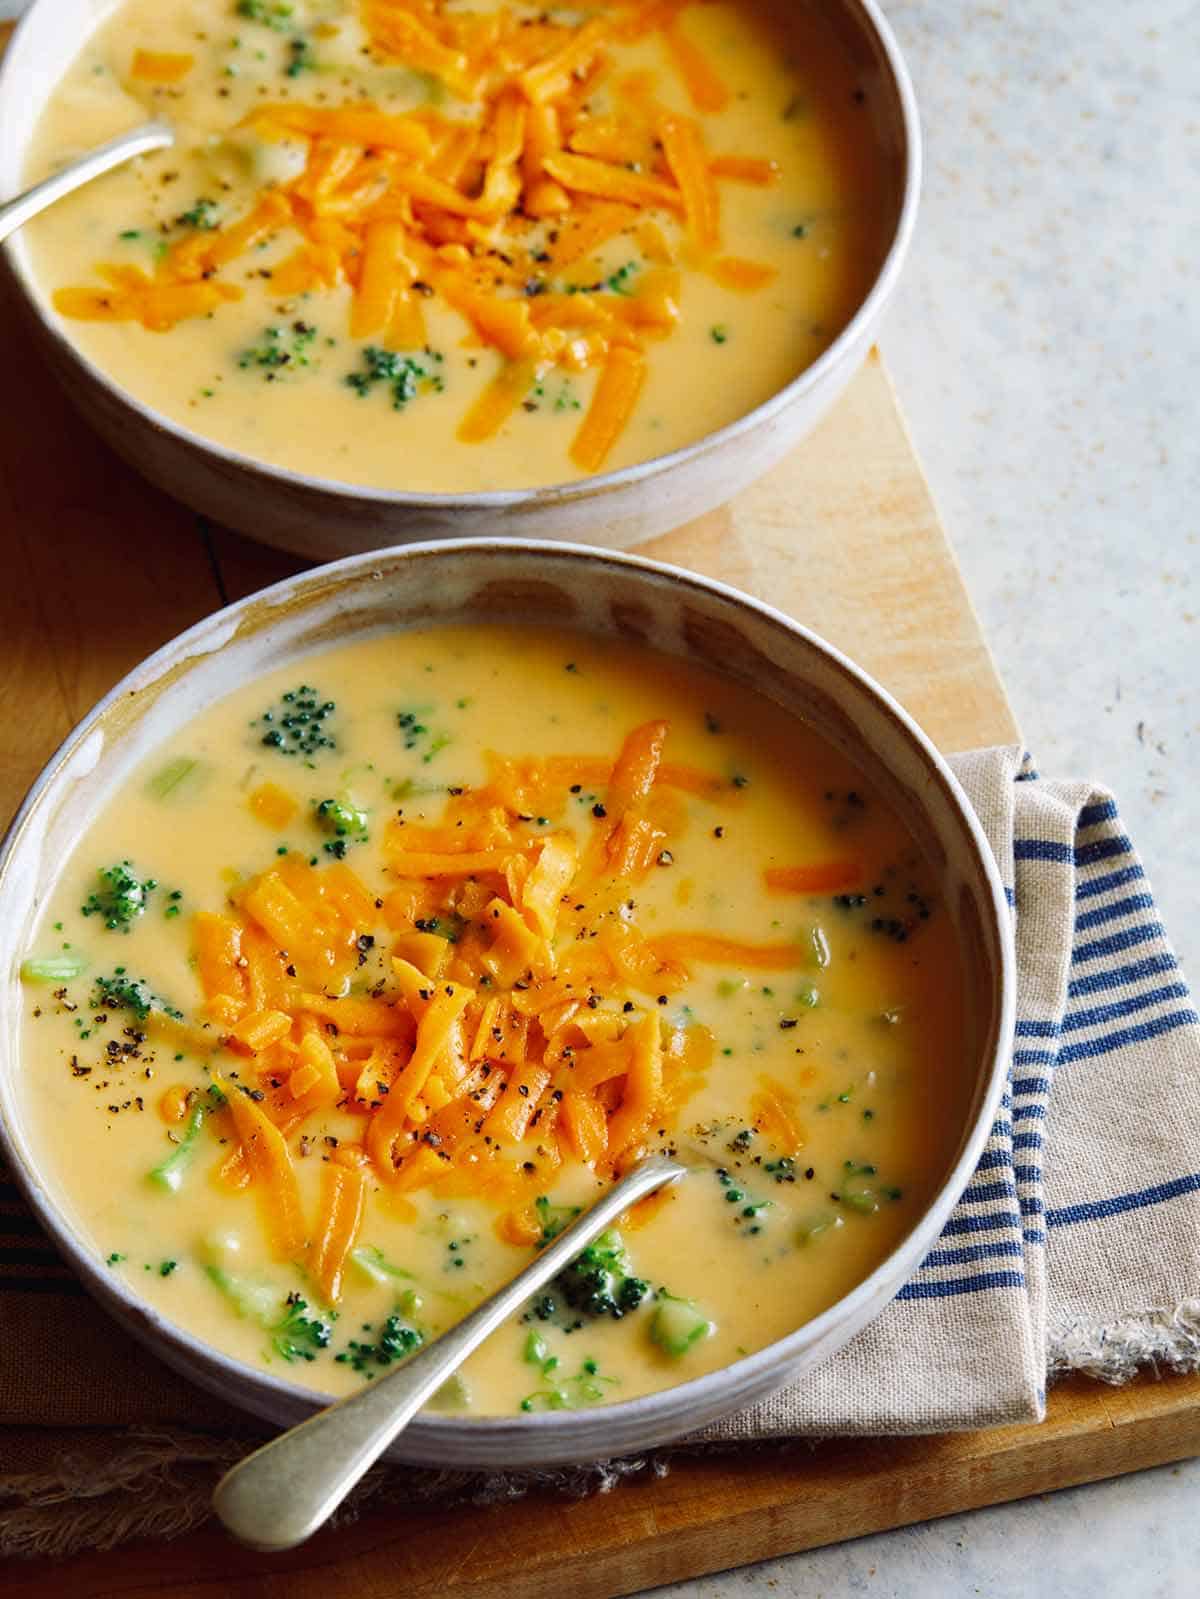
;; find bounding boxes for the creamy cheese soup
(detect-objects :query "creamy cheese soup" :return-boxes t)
[23,0,887,491]
[20,626,968,1413]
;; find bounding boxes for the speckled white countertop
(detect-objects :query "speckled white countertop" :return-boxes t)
[666,1,1199,1593]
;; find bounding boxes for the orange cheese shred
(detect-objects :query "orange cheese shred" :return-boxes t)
[710,257,778,294]
[764,863,864,894]
[662,18,729,114]
[217,1075,307,1262]
[570,344,646,474]
[130,50,194,84]
[309,1164,367,1304]
[658,113,720,253]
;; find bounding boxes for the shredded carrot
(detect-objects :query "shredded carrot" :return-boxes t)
[764,863,864,894]
[496,1204,543,1246]
[213,1145,252,1193]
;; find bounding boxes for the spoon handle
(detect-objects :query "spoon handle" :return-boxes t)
[212,1152,686,1553]
[0,121,174,246]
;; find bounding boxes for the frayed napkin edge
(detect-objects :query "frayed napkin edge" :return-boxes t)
[1048,1301,1200,1386]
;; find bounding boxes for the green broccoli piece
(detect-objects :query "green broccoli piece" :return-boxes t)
[555,1229,650,1319]
[81,861,155,930]
[21,951,88,983]
[91,970,180,1022]
[519,1357,617,1412]
[534,1194,581,1244]
[350,1245,417,1286]
[148,1086,225,1192]
[270,1292,335,1363]
[314,797,368,858]
[238,321,318,378]
[174,196,219,231]
[235,0,295,30]
[650,1291,714,1357]
[347,348,445,409]
[255,684,337,758]
[334,1312,423,1376]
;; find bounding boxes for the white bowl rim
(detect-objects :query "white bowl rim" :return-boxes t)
[0,0,922,511]
[0,536,1015,1453]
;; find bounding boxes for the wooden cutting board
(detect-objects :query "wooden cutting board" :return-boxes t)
[4,304,1200,1594]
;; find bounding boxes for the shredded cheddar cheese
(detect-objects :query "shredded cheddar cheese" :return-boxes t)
[53,0,783,473]
[187,720,824,1254]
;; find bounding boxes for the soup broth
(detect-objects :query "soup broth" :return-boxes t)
[19,625,968,1415]
[23,0,888,491]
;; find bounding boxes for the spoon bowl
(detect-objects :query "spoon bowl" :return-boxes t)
[212,1153,687,1553]
[0,119,172,246]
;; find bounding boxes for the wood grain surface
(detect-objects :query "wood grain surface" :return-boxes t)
[7,1373,1200,1598]
[6,277,1191,1597]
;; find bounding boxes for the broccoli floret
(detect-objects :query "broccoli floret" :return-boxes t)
[335,1313,423,1375]
[238,321,317,378]
[285,35,315,76]
[519,1357,617,1411]
[81,861,155,930]
[174,196,219,231]
[148,1086,225,1192]
[650,1290,714,1357]
[235,0,295,30]
[204,1270,337,1364]
[254,685,337,759]
[347,349,445,410]
[92,970,180,1022]
[535,1194,580,1244]
[551,1229,650,1321]
[314,797,368,858]
[270,1292,334,1363]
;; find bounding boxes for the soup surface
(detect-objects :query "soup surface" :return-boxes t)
[19,625,968,1414]
[23,0,887,491]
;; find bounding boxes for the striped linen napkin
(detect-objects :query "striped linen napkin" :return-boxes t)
[700,745,1200,1438]
[1,746,1198,1550]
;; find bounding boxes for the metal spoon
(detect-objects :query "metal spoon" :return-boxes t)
[212,1151,687,1553]
[0,120,173,246]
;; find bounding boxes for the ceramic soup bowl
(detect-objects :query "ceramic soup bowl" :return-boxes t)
[0,0,919,559]
[0,540,1013,1467]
